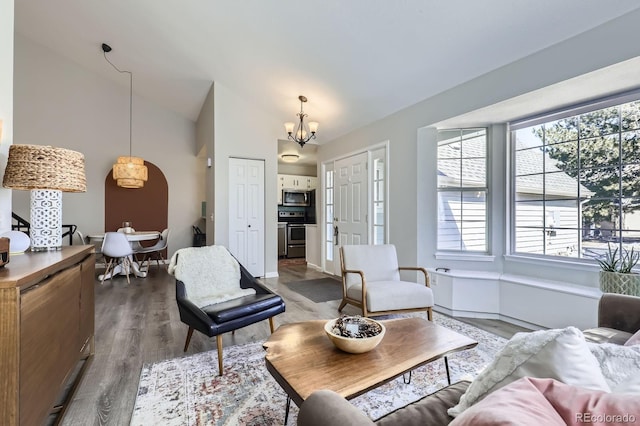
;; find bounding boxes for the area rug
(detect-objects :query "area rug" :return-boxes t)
[282,277,343,303]
[130,313,507,426]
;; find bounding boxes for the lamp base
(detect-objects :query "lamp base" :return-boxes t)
[30,189,63,251]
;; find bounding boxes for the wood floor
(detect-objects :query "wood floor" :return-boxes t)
[59,260,529,426]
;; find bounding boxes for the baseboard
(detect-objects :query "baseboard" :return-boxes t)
[306,262,323,271]
[264,271,279,278]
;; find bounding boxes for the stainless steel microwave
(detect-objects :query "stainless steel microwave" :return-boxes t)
[282,189,310,206]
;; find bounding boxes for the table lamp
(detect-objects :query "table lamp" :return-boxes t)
[2,144,87,251]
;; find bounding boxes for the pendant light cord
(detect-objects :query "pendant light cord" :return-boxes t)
[103,51,133,158]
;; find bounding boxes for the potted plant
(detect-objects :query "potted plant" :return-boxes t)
[598,243,640,295]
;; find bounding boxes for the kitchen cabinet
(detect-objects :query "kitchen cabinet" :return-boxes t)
[278,174,317,204]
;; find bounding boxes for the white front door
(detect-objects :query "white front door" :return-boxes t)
[229,158,265,277]
[332,152,368,275]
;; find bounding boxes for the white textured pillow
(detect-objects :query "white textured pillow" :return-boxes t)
[587,342,640,393]
[448,327,610,417]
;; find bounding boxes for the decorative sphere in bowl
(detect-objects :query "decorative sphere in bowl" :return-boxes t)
[324,316,386,354]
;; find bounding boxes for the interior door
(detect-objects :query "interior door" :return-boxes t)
[332,152,368,275]
[229,158,265,277]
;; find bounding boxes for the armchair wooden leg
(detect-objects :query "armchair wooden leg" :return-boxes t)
[268,316,275,333]
[338,299,347,312]
[427,307,433,321]
[216,335,223,376]
[183,327,194,352]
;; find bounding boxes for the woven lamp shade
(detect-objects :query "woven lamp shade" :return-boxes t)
[2,144,87,192]
[112,156,148,188]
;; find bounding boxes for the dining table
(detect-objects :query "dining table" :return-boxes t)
[89,231,161,281]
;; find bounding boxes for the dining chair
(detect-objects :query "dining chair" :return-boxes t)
[101,231,134,284]
[136,228,171,271]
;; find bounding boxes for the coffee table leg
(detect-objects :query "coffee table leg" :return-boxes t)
[403,370,412,384]
[444,356,451,385]
[284,395,291,425]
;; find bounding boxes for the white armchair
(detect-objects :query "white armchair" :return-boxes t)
[339,244,433,319]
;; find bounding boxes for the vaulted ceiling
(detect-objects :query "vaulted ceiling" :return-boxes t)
[14,1,640,143]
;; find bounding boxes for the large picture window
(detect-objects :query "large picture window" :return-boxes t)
[437,128,488,252]
[510,96,640,260]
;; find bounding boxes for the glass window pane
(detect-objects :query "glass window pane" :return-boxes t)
[515,175,543,200]
[326,170,333,188]
[621,101,640,132]
[326,242,333,261]
[622,167,640,198]
[373,226,384,245]
[374,203,384,225]
[579,106,620,139]
[515,201,544,228]
[621,130,640,164]
[621,199,640,236]
[326,188,333,205]
[461,159,486,187]
[580,167,619,205]
[437,159,461,188]
[581,198,619,238]
[326,224,333,242]
[515,147,544,177]
[461,130,486,159]
[545,140,578,173]
[514,126,544,150]
[515,227,544,254]
[543,117,579,144]
[580,135,619,169]
[326,205,333,223]
[545,171,579,199]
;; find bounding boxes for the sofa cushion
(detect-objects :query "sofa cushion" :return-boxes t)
[626,329,640,346]
[587,342,640,393]
[448,327,610,417]
[450,377,640,426]
[375,381,469,426]
[346,281,434,312]
[583,327,633,345]
[202,293,283,323]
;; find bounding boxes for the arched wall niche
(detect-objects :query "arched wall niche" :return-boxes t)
[104,161,168,246]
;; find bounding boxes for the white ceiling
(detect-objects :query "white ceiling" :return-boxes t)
[14,1,640,144]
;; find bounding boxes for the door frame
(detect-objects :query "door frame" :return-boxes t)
[320,140,389,275]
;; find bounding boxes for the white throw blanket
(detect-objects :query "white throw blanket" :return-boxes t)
[168,246,255,308]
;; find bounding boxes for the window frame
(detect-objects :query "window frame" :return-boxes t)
[436,127,490,254]
[508,88,640,262]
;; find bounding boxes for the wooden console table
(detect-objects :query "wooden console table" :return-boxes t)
[0,245,95,426]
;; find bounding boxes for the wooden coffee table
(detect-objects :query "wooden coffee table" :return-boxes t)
[263,317,478,421]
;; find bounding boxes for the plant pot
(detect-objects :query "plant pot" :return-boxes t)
[599,271,640,296]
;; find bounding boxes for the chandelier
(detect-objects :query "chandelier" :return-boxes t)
[284,95,319,148]
[102,43,148,188]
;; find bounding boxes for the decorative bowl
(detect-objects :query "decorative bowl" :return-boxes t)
[324,316,386,354]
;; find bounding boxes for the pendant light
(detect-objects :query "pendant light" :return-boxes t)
[284,95,319,148]
[102,43,148,188]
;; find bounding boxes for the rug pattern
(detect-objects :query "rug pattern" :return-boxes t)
[130,313,507,425]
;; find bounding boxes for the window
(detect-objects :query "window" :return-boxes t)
[437,128,488,252]
[325,167,334,261]
[371,147,386,244]
[510,95,640,260]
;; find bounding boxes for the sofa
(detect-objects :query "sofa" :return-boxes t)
[297,293,640,426]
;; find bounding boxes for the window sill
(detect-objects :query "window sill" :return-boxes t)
[434,252,495,262]
[503,254,600,272]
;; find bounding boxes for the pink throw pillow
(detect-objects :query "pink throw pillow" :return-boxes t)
[450,377,640,426]
[625,329,640,346]
[450,377,566,426]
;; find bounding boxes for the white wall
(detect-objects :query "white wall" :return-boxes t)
[13,35,198,254]
[196,83,215,245]
[213,83,281,277]
[0,0,13,234]
[318,10,640,289]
